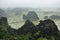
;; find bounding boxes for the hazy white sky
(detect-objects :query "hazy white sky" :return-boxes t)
[0,0,60,8]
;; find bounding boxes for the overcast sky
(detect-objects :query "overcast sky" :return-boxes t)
[0,0,60,8]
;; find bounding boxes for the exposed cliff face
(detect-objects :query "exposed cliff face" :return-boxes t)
[17,20,36,35]
[0,17,8,25]
[0,16,10,33]
[37,19,58,37]
[0,16,17,35]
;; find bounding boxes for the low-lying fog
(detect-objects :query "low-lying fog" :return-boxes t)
[3,8,60,30]
[0,8,60,30]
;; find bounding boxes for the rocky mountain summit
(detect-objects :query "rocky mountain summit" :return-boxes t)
[37,19,58,37]
[17,20,36,35]
[23,11,39,21]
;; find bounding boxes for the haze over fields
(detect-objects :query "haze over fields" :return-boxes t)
[0,0,60,30]
[0,8,60,30]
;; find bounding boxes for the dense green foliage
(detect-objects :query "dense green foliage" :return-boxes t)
[0,25,60,40]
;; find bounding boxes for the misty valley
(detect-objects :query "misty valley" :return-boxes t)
[6,8,60,30]
[0,8,60,40]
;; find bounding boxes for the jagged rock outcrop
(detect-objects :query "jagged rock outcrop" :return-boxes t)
[49,15,60,20]
[23,11,39,21]
[44,16,48,19]
[23,15,27,20]
[17,20,36,35]
[0,16,8,25]
[37,19,58,37]
[0,16,17,35]
[0,16,10,32]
